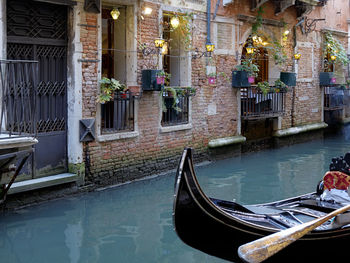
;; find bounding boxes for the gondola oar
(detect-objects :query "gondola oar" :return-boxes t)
[238,203,350,263]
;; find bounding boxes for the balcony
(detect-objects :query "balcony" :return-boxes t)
[324,86,345,111]
[0,60,38,202]
[241,86,287,120]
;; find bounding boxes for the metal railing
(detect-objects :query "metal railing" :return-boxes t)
[324,86,345,110]
[101,91,135,133]
[241,87,286,119]
[0,60,38,138]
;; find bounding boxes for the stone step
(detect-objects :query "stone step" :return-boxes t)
[8,173,78,194]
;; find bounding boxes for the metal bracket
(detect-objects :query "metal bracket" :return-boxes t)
[79,119,95,142]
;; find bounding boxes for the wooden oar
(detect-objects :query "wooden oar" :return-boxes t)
[238,203,350,263]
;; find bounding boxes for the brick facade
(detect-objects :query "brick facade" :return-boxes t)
[77,0,349,186]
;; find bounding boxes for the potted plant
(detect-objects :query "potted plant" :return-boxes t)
[98,77,126,104]
[207,72,216,85]
[156,70,166,85]
[274,79,288,93]
[257,81,270,95]
[232,59,259,87]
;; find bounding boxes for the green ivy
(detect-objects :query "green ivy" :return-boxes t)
[323,32,349,71]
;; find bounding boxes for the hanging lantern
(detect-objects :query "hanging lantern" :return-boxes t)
[154,38,165,48]
[330,55,337,61]
[110,8,120,20]
[294,53,301,60]
[170,16,180,29]
[246,43,254,54]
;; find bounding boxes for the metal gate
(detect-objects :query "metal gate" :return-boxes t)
[7,0,68,178]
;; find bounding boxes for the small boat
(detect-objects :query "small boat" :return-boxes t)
[173,148,350,262]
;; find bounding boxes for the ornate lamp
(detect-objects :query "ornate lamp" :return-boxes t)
[110,8,120,20]
[246,43,254,54]
[206,42,215,53]
[154,38,165,49]
[294,53,301,60]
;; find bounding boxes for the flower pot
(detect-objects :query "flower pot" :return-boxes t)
[280,72,296,87]
[156,76,165,85]
[248,76,255,84]
[232,71,250,88]
[141,69,162,91]
[208,76,216,85]
[319,72,335,86]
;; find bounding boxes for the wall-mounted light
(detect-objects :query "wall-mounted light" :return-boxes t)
[154,38,165,49]
[283,30,290,36]
[170,16,180,29]
[330,55,337,61]
[110,8,120,20]
[143,7,153,15]
[294,53,301,60]
[206,42,215,53]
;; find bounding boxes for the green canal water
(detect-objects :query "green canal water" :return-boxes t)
[1,127,350,262]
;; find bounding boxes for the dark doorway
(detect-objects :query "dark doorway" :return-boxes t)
[7,0,68,178]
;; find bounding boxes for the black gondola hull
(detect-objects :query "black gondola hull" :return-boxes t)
[173,148,350,262]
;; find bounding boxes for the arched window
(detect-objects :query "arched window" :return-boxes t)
[241,35,269,84]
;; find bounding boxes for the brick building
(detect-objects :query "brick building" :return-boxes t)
[0,0,349,193]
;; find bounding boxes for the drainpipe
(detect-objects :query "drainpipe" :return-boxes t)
[207,0,211,45]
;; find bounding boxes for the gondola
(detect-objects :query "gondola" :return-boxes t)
[173,148,350,263]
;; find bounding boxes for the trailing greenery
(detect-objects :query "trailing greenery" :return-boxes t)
[169,12,194,50]
[98,77,126,103]
[251,7,264,34]
[274,79,288,92]
[160,86,196,112]
[323,32,349,71]
[257,81,270,95]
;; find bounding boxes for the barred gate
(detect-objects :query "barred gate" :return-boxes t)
[7,0,68,178]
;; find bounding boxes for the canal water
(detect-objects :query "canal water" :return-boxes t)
[1,127,350,263]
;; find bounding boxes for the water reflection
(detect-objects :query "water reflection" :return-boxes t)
[0,132,350,262]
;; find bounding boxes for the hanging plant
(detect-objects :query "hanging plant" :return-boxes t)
[98,77,126,104]
[166,12,194,51]
[257,81,270,95]
[323,32,349,71]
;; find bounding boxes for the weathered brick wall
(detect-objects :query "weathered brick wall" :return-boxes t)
[79,0,349,186]
[80,12,98,118]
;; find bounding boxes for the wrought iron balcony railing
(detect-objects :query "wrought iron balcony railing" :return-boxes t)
[324,86,345,110]
[241,86,287,119]
[0,60,38,138]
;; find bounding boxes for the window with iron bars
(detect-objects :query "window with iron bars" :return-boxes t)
[161,96,189,126]
[161,13,191,126]
[101,91,135,133]
[101,6,135,134]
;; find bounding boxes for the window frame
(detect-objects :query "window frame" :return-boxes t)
[97,4,139,142]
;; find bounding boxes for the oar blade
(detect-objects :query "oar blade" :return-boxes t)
[238,203,350,263]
